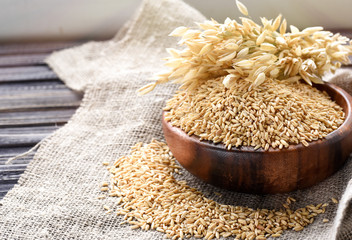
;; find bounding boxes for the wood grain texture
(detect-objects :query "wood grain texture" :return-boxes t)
[0,148,35,165]
[0,53,48,67]
[0,42,83,55]
[0,66,58,82]
[0,42,82,199]
[0,109,76,126]
[0,126,61,147]
[0,81,82,111]
[163,83,352,194]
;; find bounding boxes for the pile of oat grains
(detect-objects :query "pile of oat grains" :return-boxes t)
[102,140,337,240]
[164,78,344,150]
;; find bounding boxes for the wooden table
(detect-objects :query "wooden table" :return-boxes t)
[0,42,84,199]
[1,33,352,200]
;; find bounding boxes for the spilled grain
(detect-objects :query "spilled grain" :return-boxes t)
[107,140,328,239]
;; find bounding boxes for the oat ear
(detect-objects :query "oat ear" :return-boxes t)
[235,0,249,16]
[139,0,351,94]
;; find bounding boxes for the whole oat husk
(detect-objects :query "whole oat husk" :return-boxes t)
[0,0,351,239]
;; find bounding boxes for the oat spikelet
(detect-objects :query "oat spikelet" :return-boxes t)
[138,2,352,95]
[169,26,188,36]
[280,18,287,35]
[137,82,156,95]
[290,25,300,33]
[236,0,249,16]
[256,31,267,45]
[252,72,266,88]
[222,74,233,88]
[272,14,282,31]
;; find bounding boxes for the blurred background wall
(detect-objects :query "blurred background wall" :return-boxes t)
[0,0,351,42]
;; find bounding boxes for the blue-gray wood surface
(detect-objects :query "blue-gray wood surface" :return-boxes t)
[0,42,83,199]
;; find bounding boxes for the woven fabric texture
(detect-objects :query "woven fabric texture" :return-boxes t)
[0,0,351,239]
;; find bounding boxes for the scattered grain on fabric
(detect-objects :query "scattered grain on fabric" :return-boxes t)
[97,195,106,200]
[107,140,328,240]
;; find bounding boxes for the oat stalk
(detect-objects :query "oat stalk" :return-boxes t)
[138,1,352,94]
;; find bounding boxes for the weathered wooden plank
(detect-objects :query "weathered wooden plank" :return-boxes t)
[0,183,19,192]
[0,153,35,199]
[0,156,32,165]
[0,80,64,90]
[0,175,22,185]
[0,134,47,147]
[0,42,85,200]
[0,66,58,82]
[0,96,81,111]
[0,125,61,148]
[0,149,36,198]
[0,42,83,55]
[0,147,35,157]
[0,147,35,165]
[0,125,60,148]
[0,65,51,74]
[0,125,60,133]
[0,191,8,198]
[0,165,28,177]
[0,53,48,67]
[0,109,76,127]
[0,191,9,198]
[0,80,77,94]
[0,164,30,197]
[0,81,82,111]
[0,159,32,166]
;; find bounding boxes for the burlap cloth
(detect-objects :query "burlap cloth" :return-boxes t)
[0,0,351,239]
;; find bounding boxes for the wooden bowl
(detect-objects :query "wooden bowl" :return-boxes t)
[162,83,352,194]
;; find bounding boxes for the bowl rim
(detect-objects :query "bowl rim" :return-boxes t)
[163,82,352,154]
